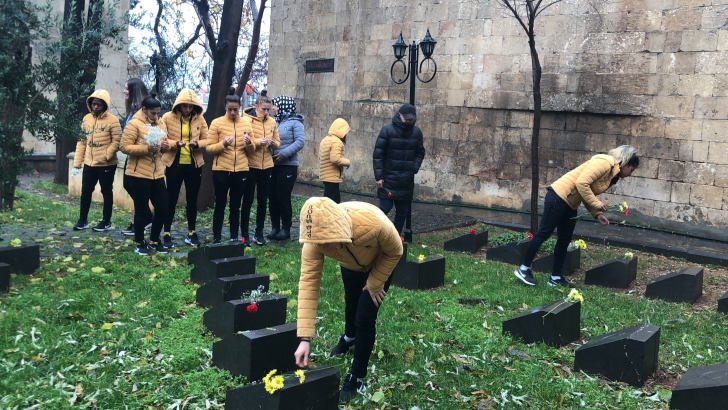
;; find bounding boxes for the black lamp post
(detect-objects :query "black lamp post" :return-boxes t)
[390,29,437,243]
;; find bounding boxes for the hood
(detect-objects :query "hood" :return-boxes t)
[327,118,350,139]
[392,112,416,131]
[299,197,353,244]
[591,154,620,178]
[279,113,305,124]
[171,89,203,116]
[243,106,266,122]
[86,89,111,116]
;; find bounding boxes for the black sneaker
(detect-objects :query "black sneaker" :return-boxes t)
[253,232,266,246]
[185,232,200,246]
[273,228,290,241]
[339,373,365,402]
[163,234,174,249]
[145,222,153,230]
[266,228,280,239]
[330,334,355,356]
[230,237,239,243]
[92,220,112,232]
[514,266,537,286]
[73,220,89,231]
[121,223,135,236]
[135,240,150,256]
[548,277,576,288]
[150,241,169,254]
[212,238,221,244]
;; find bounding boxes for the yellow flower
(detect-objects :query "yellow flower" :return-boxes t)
[272,375,284,389]
[622,201,628,209]
[576,239,587,250]
[624,252,634,259]
[263,370,285,394]
[294,369,305,384]
[566,289,584,304]
[619,205,624,212]
[417,254,425,262]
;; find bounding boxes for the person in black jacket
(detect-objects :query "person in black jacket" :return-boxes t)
[372,104,426,234]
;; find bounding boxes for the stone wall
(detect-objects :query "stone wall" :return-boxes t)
[268,0,728,239]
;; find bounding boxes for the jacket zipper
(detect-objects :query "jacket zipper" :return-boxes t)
[90,117,98,164]
[344,245,367,272]
[261,118,265,168]
[233,120,237,173]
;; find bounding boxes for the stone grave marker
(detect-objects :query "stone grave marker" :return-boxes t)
[0,244,40,274]
[719,291,728,314]
[574,324,660,387]
[0,262,10,291]
[502,299,580,347]
[391,255,445,290]
[196,274,270,308]
[212,322,299,380]
[190,256,256,284]
[203,294,288,339]
[532,248,581,276]
[670,363,728,410]
[188,242,245,266]
[391,243,408,278]
[584,256,637,288]
[645,266,703,304]
[443,230,488,253]
[486,240,530,265]
[225,366,340,410]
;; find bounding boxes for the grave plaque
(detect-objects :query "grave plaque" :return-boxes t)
[0,262,10,291]
[203,294,288,339]
[532,248,581,276]
[391,256,445,290]
[196,274,270,308]
[188,242,245,266]
[0,244,40,274]
[486,240,530,265]
[502,299,580,347]
[645,266,703,304]
[670,363,728,410]
[190,256,256,284]
[443,230,488,254]
[584,256,637,288]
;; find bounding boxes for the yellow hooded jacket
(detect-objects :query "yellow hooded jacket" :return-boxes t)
[318,118,350,183]
[161,89,209,168]
[73,90,122,168]
[297,198,403,338]
[550,154,621,217]
[205,113,256,172]
[242,107,280,170]
[120,110,169,180]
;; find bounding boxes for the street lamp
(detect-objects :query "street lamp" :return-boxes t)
[390,29,437,243]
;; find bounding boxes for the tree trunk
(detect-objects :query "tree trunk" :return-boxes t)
[0,98,29,211]
[236,0,267,98]
[197,0,246,211]
[529,38,542,234]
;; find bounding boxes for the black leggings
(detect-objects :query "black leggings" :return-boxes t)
[79,164,115,223]
[212,171,248,240]
[123,158,152,224]
[164,164,202,232]
[269,165,298,230]
[522,188,578,276]
[241,168,272,235]
[128,176,167,244]
[323,182,340,204]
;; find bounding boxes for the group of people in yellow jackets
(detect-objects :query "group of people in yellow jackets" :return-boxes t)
[72,81,306,256]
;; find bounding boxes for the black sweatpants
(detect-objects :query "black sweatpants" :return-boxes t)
[323,182,341,204]
[378,198,411,235]
[128,176,167,244]
[79,164,116,223]
[164,164,202,232]
[212,171,248,240]
[522,188,578,277]
[268,165,298,230]
[341,266,395,378]
[123,158,153,224]
[241,168,272,236]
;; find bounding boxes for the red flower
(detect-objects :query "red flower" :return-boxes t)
[246,303,258,313]
[241,237,246,244]
[527,232,534,241]
[400,236,405,243]
[624,209,629,217]
[470,229,476,235]
[387,192,394,198]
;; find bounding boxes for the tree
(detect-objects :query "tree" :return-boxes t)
[495,0,564,233]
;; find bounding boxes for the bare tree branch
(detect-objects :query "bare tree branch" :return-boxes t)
[536,0,564,17]
[497,0,529,35]
[171,23,203,60]
[191,0,216,52]
[153,0,165,56]
[236,0,267,97]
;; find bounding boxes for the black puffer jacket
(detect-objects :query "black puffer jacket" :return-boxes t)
[372,113,426,200]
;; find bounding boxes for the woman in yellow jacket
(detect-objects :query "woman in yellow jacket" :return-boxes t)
[319,118,350,204]
[293,197,403,402]
[120,96,170,256]
[206,87,256,243]
[160,89,209,248]
[241,90,280,245]
[72,89,122,232]
[514,145,639,288]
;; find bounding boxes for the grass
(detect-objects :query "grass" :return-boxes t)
[1,190,727,409]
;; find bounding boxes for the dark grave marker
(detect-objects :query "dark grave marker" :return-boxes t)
[574,324,660,387]
[196,274,270,308]
[0,244,40,274]
[225,366,340,410]
[391,255,445,290]
[190,256,256,284]
[502,299,580,347]
[212,322,299,380]
[0,262,9,291]
[584,256,637,288]
[486,240,530,265]
[391,243,408,278]
[645,266,703,304]
[670,363,728,410]
[188,242,245,266]
[443,230,488,253]
[203,294,288,339]
[532,248,581,276]
[719,291,728,314]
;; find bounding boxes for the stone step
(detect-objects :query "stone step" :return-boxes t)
[196,274,270,308]
[203,294,288,339]
[190,256,256,285]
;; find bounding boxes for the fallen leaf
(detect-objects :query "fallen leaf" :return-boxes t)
[110,290,122,300]
[404,348,415,362]
[9,238,22,247]
[67,267,77,272]
[100,323,114,331]
[91,267,105,273]
[371,391,385,403]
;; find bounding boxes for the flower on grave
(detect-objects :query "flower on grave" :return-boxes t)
[247,303,258,313]
[263,369,285,394]
[470,229,476,235]
[241,237,246,244]
[417,254,425,262]
[400,236,405,243]
[568,239,587,251]
[526,232,534,241]
[294,369,306,384]
[566,289,584,304]
[624,252,634,259]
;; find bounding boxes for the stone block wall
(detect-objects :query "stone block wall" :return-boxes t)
[268,0,728,239]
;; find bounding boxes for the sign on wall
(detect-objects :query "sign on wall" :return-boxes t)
[305,59,335,73]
